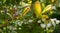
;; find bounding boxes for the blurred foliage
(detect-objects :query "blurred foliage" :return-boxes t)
[0,0,60,33]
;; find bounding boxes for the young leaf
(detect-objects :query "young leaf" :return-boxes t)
[42,4,52,14]
[33,1,42,18]
[21,7,30,17]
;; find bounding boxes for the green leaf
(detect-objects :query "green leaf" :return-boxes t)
[0,20,3,24]
[3,0,6,3]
